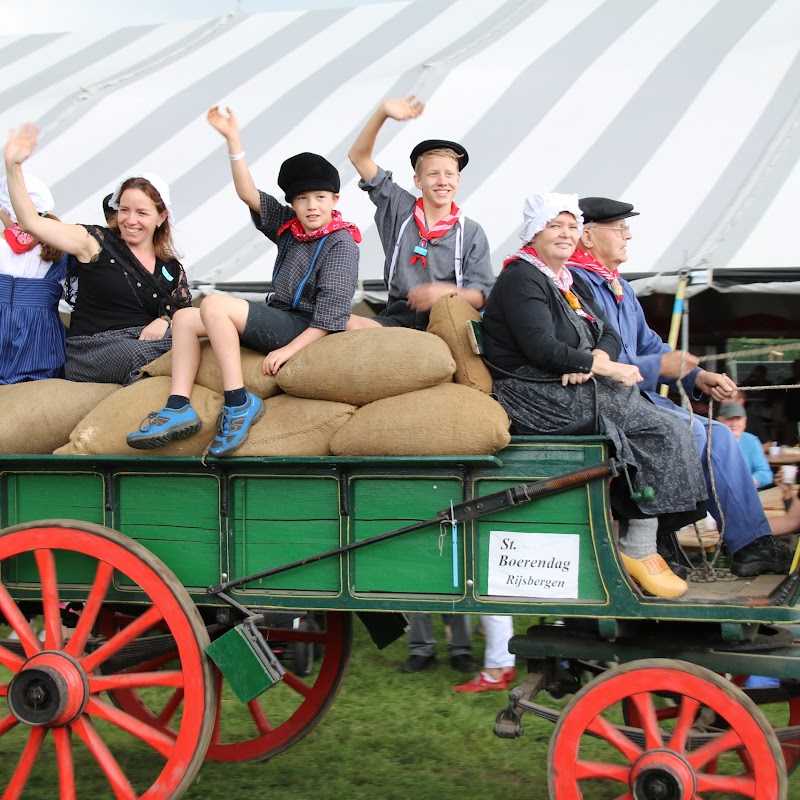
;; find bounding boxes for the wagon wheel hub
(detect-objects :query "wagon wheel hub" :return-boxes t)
[7,651,89,727]
[630,749,696,800]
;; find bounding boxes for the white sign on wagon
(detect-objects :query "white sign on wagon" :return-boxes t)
[488,531,580,598]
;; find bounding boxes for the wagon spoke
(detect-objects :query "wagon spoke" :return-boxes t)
[667,695,700,752]
[84,696,176,758]
[81,605,165,673]
[687,727,744,771]
[283,670,313,698]
[574,759,631,783]
[0,711,20,736]
[247,697,274,734]
[117,650,178,674]
[585,711,641,762]
[0,582,40,658]
[156,687,184,726]
[35,549,64,651]
[89,670,184,692]
[52,727,76,800]
[695,772,756,796]
[4,726,45,799]
[627,691,663,749]
[71,715,138,799]
[0,643,24,672]
[64,561,115,658]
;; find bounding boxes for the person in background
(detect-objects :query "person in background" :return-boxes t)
[0,172,66,383]
[346,96,494,330]
[567,196,789,579]
[453,616,515,693]
[4,123,191,386]
[716,401,774,489]
[401,614,476,675]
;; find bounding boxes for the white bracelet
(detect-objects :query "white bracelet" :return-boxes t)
[228,151,246,161]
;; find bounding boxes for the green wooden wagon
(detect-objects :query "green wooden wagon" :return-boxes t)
[1,436,799,798]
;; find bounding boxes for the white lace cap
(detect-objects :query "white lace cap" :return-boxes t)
[519,192,583,243]
[109,172,174,224]
[0,172,55,222]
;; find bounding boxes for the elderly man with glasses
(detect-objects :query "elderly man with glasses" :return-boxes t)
[566,196,790,578]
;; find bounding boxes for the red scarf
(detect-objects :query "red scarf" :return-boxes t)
[3,223,37,254]
[503,246,594,323]
[566,248,624,303]
[277,210,362,243]
[409,198,462,267]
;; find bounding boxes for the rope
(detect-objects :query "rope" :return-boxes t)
[697,341,800,363]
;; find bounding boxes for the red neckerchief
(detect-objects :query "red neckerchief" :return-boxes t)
[409,198,462,267]
[566,248,624,303]
[4,223,37,254]
[503,245,595,323]
[277,210,362,243]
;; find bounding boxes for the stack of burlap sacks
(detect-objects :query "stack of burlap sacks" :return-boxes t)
[0,295,510,457]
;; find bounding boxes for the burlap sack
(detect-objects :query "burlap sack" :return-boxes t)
[329,383,511,456]
[235,395,356,456]
[427,293,493,393]
[142,341,281,400]
[0,379,119,454]
[54,377,222,456]
[276,328,455,405]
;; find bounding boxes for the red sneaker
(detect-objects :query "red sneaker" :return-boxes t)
[453,672,509,693]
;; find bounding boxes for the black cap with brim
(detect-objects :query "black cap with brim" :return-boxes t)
[579,196,640,224]
[278,152,340,201]
[409,139,469,170]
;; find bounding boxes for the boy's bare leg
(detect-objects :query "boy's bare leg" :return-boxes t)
[169,307,206,398]
[199,294,250,392]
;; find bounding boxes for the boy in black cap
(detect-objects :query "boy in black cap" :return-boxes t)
[347,95,494,330]
[128,105,360,456]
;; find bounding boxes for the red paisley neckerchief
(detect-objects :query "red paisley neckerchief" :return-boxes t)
[409,198,462,267]
[566,248,624,303]
[277,210,361,243]
[4,223,37,254]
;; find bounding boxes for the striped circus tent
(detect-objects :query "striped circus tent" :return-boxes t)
[2,0,799,300]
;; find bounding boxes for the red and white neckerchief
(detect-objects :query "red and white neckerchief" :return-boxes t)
[566,248,624,303]
[277,210,362,243]
[3,223,37,254]
[504,246,595,323]
[409,198,463,267]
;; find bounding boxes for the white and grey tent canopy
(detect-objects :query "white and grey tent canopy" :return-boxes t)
[2,0,799,303]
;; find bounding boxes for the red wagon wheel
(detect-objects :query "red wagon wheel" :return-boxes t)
[98,609,352,763]
[548,658,787,800]
[0,520,216,800]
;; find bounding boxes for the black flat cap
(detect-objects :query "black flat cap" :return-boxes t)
[278,152,340,201]
[409,139,469,170]
[579,196,639,224]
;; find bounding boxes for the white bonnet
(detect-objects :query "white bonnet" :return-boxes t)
[519,192,583,243]
[109,172,174,224]
[0,172,55,222]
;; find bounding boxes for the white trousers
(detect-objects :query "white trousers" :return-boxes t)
[481,615,515,669]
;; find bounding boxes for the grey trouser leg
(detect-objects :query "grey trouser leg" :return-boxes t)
[408,613,472,657]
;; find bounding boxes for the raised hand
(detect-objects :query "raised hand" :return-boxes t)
[5,122,40,167]
[381,95,425,122]
[207,105,240,141]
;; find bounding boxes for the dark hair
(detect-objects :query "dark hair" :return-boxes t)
[108,177,180,261]
[39,213,65,263]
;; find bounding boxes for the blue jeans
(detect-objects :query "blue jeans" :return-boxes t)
[650,395,770,553]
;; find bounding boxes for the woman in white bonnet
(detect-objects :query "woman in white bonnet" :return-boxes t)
[4,123,192,385]
[481,192,707,599]
[0,171,67,383]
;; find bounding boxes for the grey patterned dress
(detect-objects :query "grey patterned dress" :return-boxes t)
[489,272,706,520]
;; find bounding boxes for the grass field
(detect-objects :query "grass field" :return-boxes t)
[2,615,800,799]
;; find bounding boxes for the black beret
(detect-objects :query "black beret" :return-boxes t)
[278,152,340,201]
[409,139,469,170]
[579,196,639,224]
